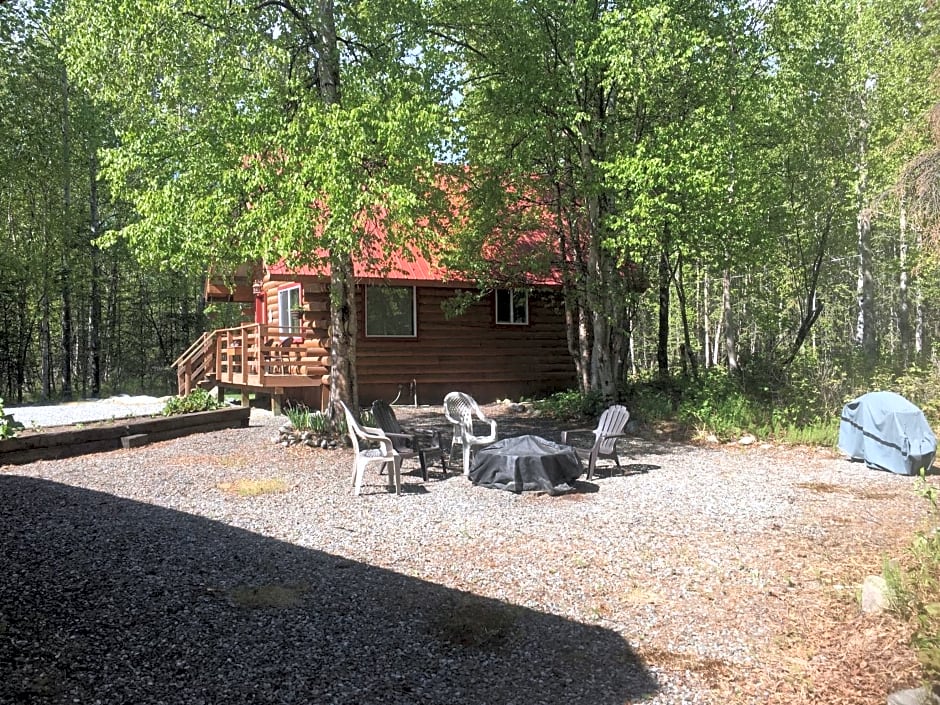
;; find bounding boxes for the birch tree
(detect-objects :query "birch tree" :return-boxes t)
[62,0,451,411]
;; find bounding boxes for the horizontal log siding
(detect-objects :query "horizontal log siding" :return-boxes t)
[357,286,575,405]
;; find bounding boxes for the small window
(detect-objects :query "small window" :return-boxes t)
[495,289,528,325]
[278,285,301,334]
[366,285,416,337]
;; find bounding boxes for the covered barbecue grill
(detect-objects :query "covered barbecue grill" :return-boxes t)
[838,391,936,476]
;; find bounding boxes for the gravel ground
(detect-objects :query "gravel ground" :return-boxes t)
[0,404,933,704]
[6,395,171,428]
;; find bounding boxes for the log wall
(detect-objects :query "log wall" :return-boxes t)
[356,286,575,406]
[260,277,576,407]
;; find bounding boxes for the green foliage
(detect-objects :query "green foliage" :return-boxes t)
[864,363,940,426]
[284,404,333,434]
[631,360,843,444]
[0,398,22,440]
[529,390,609,421]
[162,389,222,416]
[884,474,940,680]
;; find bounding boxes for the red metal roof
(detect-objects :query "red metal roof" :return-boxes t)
[266,243,467,284]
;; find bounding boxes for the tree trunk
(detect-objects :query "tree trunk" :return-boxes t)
[722,268,738,373]
[40,288,52,400]
[88,154,102,397]
[60,258,73,399]
[60,65,73,399]
[855,205,876,358]
[702,267,712,368]
[328,252,358,413]
[915,225,926,357]
[898,198,912,361]
[854,89,877,360]
[656,239,670,378]
[672,252,698,379]
[313,0,357,415]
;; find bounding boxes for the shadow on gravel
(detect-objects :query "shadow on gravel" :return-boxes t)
[0,476,658,705]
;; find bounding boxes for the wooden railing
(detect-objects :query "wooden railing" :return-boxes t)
[175,324,330,395]
[174,331,216,395]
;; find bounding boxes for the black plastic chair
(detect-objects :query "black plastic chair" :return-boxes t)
[371,399,447,481]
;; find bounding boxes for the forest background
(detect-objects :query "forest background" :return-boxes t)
[3,0,940,443]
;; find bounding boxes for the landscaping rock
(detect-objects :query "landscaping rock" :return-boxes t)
[887,686,940,705]
[860,575,891,614]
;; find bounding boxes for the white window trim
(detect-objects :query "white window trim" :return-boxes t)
[365,285,417,338]
[277,284,301,334]
[495,289,529,325]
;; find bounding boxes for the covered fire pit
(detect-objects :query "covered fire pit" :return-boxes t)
[469,435,583,495]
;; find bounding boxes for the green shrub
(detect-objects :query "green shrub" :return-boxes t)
[529,389,608,420]
[0,398,22,440]
[884,474,940,680]
[162,388,223,416]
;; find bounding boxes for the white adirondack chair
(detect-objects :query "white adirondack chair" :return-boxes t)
[560,405,630,480]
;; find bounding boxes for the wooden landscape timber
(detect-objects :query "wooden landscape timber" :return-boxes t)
[0,406,251,466]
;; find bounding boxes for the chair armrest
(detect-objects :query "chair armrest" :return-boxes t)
[383,430,418,451]
[560,428,593,444]
[359,424,391,441]
[407,427,443,446]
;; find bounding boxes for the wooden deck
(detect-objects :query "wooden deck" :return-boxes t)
[174,324,329,409]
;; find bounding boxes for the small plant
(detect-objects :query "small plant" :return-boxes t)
[284,403,332,433]
[162,388,223,416]
[0,397,23,440]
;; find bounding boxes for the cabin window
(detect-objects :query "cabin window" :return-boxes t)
[366,285,416,337]
[277,285,301,334]
[495,289,528,325]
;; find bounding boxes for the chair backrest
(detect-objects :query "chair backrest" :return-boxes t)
[443,391,477,431]
[596,405,630,454]
[338,401,366,455]
[371,399,403,435]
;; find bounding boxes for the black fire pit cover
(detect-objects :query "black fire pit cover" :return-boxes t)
[469,435,582,495]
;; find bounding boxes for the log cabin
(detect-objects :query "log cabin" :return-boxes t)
[175,247,580,412]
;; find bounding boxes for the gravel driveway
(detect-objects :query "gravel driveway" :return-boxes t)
[0,404,931,704]
[6,395,170,428]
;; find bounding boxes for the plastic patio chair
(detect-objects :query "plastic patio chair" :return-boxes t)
[443,391,497,476]
[560,404,630,480]
[371,399,447,481]
[338,401,402,495]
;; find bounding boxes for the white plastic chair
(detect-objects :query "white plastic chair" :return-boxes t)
[560,405,630,480]
[443,391,497,476]
[339,401,402,495]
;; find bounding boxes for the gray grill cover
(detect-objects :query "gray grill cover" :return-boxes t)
[838,391,936,476]
[469,435,582,495]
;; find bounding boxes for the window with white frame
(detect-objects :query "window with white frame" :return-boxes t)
[277,285,301,334]
[495,289,528,325]
[365,285,416,337]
